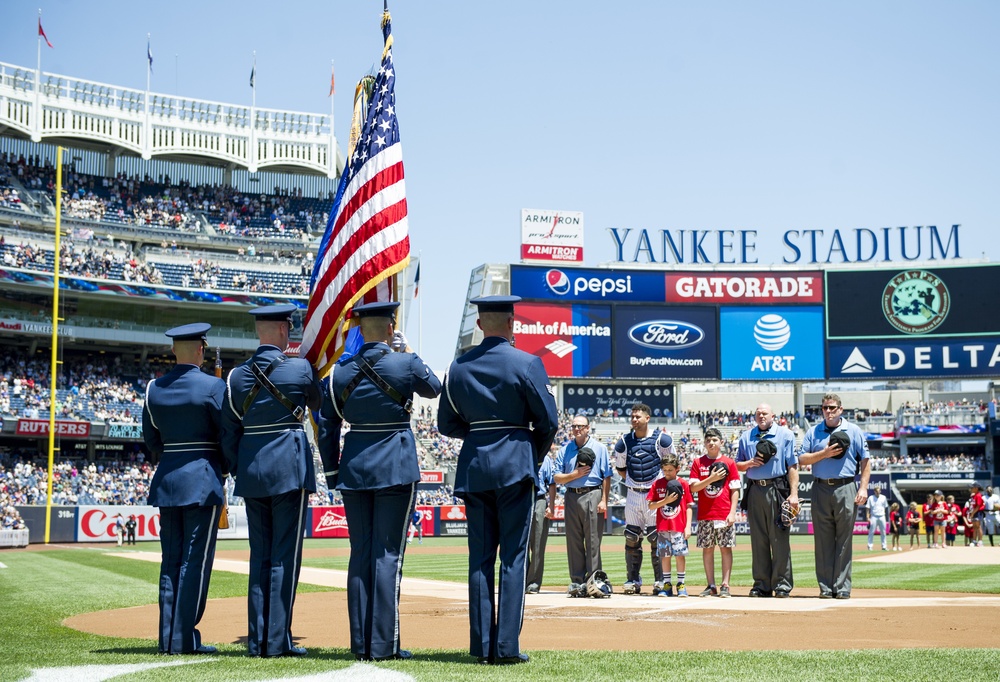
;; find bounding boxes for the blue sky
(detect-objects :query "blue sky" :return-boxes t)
[2,1,998,370]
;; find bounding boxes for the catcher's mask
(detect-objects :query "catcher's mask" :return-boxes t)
[778,498,800,529]
[586,570,613,598]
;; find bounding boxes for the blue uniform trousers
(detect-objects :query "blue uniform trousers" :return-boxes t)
[464,479,534,660]
[341,483,416,659]
[244,489,308,656]
[157,504,220,654]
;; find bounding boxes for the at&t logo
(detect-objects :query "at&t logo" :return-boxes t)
[751,314,794,372]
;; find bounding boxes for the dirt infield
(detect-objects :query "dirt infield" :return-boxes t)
[64,547,1000,653]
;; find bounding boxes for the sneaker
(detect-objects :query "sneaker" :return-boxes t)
[567,583,585,597]
[719,585,731,598]
[867,544,872,550]
[525,583,539,594]
[661,582,673,597]
[881,546,887,551]
[676,583,688,598]
[622,580,640,595]
[699,585,718,598]
[652,581,664,596]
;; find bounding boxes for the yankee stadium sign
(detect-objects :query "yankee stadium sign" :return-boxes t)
[608,224,960,265]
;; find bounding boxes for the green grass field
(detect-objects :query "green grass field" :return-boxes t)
[0,539,998,681]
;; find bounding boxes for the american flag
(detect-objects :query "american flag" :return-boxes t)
[300,8,409,374]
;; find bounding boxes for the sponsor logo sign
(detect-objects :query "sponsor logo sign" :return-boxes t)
[720,306,825,380]
[520,209,584,263]
[440,505,467,521]
[77,506,160,541]
[311,506,349,538]
[612,306,718,379]
[513,302,612,378]
[106,422,143,440]
[420,470,444,484]
[562,383,675,418]
[828,338,1000,379]
[16,419,91,438]
[510,265,666,303]
[827,265,1000,339]
[665,272,823,304]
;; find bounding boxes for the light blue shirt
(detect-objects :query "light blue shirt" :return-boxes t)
[799,418,870,480]
[736,424,797,480]
[554,437,613,489]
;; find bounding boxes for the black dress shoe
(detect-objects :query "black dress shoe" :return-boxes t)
[355,653,372,661]
[748,589,771,598]
[373,650,412,661]
[494,654,530,665]
[819,592,834,599]
[476,656,493,665]
[269,646,307,657]
[192,645,217,654]
[834,593,851,600]
[774,591,791,599]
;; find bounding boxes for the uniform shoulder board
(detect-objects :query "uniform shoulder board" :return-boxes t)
[545,384,555,396]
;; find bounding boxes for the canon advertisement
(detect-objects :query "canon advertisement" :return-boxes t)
[828,337,1000,379]
[513,302,612,378]
[720,306,825,380]
[826,265,1000,339]
[665,272,824,304]
[612,306,718,379]
[562,382,675,417]
[510,265,666,303]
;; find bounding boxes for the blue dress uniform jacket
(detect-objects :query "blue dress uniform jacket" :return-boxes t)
[220,344,322,657]
[142,364,226,654]
[437,335,559,662]
[317,341,441,660]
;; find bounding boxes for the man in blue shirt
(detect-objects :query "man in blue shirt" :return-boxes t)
[735,403,800,598]
[525,447,556,594]
[554,415,613,595]
[798,393,870,599]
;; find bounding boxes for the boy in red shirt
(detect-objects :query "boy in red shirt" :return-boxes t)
[969,482,986,547]
[647,452,694,597]
[688,426,741,597]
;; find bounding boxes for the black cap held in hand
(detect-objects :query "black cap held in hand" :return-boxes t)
[756,438,777,463]
[828,430,851,459]
[664,479,685,510]
[576,447,596,468]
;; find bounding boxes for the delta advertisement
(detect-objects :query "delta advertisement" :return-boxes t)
[562,382,675,417]
[612,306,718,379]
[828,337,1000,379]
[720,306,825,380]
[826,265,1000,339]
[513,302,612,378]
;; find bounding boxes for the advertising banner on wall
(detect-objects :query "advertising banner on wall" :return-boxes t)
[513,302,612,378]
[826,265,1000,339]
[720,306,825,380]
[827,337,1000,379]
[77,505,159,542]
[438,504,468,536]
[612,306,718,379]
[310,506,349,538]
[520,209,584,263]
[510,265,666,303]
[562,383,675,417]
[16,419,91,438]
[665,271,824,305]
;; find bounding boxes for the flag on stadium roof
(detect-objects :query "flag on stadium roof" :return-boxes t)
[147,37,153,73]
[328,63,336,97]
[300,4,410,374]
[38,15,53,49]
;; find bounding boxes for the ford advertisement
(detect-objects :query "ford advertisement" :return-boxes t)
[612,306,718,379]
[720,306,825,380]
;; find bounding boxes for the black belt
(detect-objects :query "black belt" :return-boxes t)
[752,477,785,487]
[817,477,854,486]
[568,485,600,494]
[628,486,651,493]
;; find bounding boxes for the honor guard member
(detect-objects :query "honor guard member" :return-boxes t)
[555,416,613,595]
[437,295,559,665]
[142,322,226,655]
[525,446,557,594]
[735,403,800,598]
[318,301,441,662]
[614,403,674,595]
[798,394,869,599]
[221,304,322,657]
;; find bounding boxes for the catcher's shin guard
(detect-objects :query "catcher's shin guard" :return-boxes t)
[624,525,644,582]
[646,526,663,582]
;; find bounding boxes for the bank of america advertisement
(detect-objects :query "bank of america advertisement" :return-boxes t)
[510,265,666,303]
[828,337,1000,379]
[720,307,825,380]
[612,306,718,379]
[520,209,584,263]
[512,302,612,378]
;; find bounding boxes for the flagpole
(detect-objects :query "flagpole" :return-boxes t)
[34,9,42,142]
[143,33,151,159]
[250,50,256,172]
[418,251,423,357]
[329,59,336,179]
[44,146,65,544]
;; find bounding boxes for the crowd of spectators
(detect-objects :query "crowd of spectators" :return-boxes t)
[0,455,153,507]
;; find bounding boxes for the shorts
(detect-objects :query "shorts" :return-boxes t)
[696,520,736,549]
[933,521,945,528]
[657,531,689,557]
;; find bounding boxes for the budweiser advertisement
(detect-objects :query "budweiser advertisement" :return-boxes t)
[16,419,91,438]
[665,271,824,304]
[77,505,160,542]
[311,506,350,538]
[520,208,584,263]
[513,302,612,378]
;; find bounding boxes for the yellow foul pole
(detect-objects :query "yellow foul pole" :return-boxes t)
[44,147,64,544]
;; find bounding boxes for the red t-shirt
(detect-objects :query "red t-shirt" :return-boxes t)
[647,477,693,533]
[970,493,985,515]
[906,510,921,528]
[922,504,934,527]
[946,503,961,533]
[889,510,902,532]
[932,501,948,522]
[688,455,740,521]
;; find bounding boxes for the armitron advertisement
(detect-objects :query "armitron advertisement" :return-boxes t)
[720,306,825,380]
[612,306,718,379]
[513,302,612,378]
[520,209,584,263]
[826,265,1000,339]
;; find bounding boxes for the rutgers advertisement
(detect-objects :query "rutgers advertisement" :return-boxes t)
[513,302,612,378]
[16,419,91,438]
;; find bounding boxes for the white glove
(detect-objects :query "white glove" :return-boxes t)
[390,330,409,352]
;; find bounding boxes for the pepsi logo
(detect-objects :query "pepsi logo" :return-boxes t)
[545,269,571,295]
[627,321,704,350]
